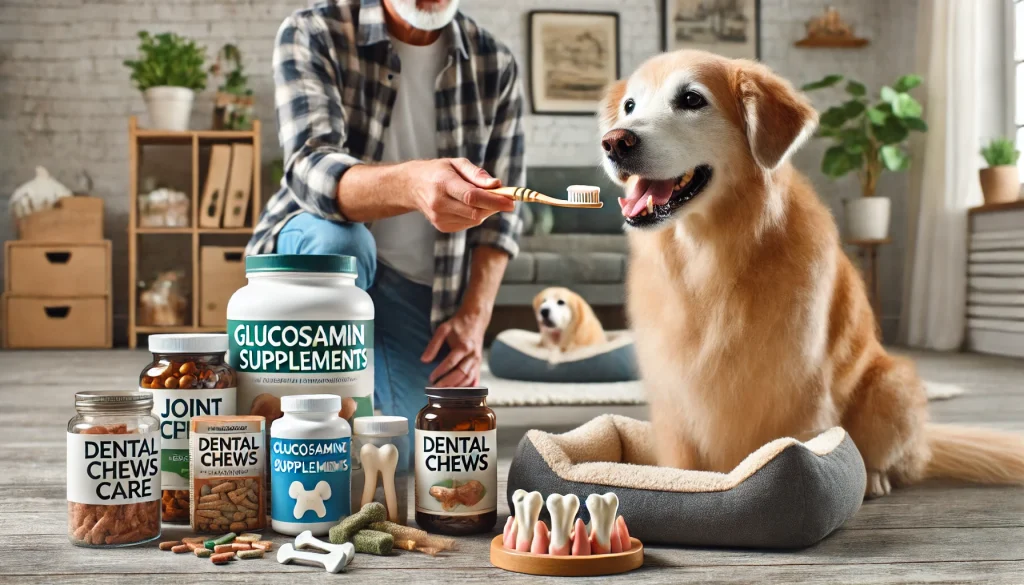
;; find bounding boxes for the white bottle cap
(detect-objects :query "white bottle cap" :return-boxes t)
[280,394,342,413]
[148,333,228,354]
[353,416,408,437]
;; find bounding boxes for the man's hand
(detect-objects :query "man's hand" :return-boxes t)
[421,306,489,387]
[403,158,515,233]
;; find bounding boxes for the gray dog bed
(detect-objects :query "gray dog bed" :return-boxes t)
[507,415,865,549]
[488,329,639,383]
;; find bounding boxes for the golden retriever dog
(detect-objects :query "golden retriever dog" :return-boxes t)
[599,50,1024,497]
[533,287,607,353]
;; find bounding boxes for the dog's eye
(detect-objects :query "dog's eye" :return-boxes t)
[557,299,566,306]
[623,98,635,115]
[675,90,707,111]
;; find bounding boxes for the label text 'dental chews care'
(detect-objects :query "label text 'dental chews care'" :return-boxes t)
[67,434,161,504]
[230,322,370,373]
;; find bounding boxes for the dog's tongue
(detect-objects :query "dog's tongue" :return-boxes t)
[619,177,676,218]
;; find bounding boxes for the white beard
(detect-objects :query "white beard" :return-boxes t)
[388,0,460,31]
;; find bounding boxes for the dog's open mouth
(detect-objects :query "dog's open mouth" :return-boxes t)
[619,165,713,227]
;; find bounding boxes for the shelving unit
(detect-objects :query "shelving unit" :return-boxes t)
[127,116,262,348]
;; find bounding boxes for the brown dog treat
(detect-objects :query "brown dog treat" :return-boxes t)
[211,552,236,564]
[194,547,212,558]
[158,541,181,551]
[235,533,261,543]
[213,544,235,554]
[237,549,264,560]
[230,543,252,551]
[171,544,191,554]
[251,541,273,551]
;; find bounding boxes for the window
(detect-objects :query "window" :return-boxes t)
[1015,0,1024,175]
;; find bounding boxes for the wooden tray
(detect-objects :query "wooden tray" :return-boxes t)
[489,535,643,577]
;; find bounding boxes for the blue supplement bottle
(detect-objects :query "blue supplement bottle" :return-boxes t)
[270,394,351,535]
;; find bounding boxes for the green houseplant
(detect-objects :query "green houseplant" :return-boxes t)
[979,138,1021,205]
[123,31,207,131]
[802,73,927,240]
[210,44,255,130]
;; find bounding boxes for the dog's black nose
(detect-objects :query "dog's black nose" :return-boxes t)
[601,128,639,162]
[540,307,550,318]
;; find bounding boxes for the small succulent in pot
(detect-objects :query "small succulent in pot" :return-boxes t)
[210,43,255,130]
[979,138,1021,205]
[123,31,207,131]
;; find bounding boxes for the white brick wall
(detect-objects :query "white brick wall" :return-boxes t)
[0,0,919,342]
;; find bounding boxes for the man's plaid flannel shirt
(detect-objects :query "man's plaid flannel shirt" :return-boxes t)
[247,0,525,328]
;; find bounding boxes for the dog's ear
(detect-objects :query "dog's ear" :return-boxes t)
[599,79,627,131]
[736,64,818,171]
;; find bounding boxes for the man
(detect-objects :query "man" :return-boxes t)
[247,0,524,426]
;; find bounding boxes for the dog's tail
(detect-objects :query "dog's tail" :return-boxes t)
[925,424,1024,484]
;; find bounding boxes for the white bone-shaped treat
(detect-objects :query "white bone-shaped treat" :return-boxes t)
[277,542,354,573]
[294,529,357,565]
[289,480,332,519]
[545,493,580,555]
[360,443,400,523]
[512,489,543,552]
[586,493,619,554]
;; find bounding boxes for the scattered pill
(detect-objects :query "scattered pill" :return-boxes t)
[158,541,181,551]
[231,543,252,551]
[171,544,190,554]
[237,549,264,560]
[194,548,212,558]
[211,552,236,565]
[205,532,236,549]
[235,533,261,543]
[252,541,274,551]
[214,544,235,554]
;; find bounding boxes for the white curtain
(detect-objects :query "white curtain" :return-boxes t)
[902,0,998,350]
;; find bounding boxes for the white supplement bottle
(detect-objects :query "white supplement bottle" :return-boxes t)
[226,254,375,424]
[270,394,352,536]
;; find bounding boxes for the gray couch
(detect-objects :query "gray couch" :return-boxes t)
[497,167,628,307]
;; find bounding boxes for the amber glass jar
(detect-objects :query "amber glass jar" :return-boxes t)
[139,334,237,523]
[414,387,497,535]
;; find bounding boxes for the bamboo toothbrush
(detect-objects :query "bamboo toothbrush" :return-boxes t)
[487,185,603,208]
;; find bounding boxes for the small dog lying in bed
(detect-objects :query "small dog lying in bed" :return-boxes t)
[533,287,606,353]
[599,49,1024,497]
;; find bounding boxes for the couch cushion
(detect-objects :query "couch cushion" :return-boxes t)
[503,252,536,283]
[573,252,625,283]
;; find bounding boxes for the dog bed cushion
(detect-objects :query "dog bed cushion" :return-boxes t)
[507,415,865,549]
[488,329,639,383]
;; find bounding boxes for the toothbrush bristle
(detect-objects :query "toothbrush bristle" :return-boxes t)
[566,185,600,204]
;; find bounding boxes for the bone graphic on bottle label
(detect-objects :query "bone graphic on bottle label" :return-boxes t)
[360,443,400,523]
[545,493,579,556]
[289,480,332,519]
[585,492,619,555]
[511,489,543,552]
[277,542,354,573]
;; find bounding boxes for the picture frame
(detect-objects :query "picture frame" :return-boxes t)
[662,0,760,59]
[527,10,620,116]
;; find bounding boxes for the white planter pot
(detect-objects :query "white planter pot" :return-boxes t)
[845,197,891,241]
[143,86,195,131]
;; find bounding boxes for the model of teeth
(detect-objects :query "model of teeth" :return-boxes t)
[571,518,590,556]
[511,489,543,552]
[530,521,550,555]
[360,443,401,523]
[545,493,579,556]
[585,493,619,555]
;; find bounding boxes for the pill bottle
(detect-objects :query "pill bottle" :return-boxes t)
[139,333,237,523]
[226,254,374,429]
[352,416,410,524]
[270,394,352,536]
[414,387,497,535]
[67,391,162,547]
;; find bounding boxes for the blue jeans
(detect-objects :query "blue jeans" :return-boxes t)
[276,213,445,434]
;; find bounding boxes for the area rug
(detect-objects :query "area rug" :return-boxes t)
[483,363,963,407]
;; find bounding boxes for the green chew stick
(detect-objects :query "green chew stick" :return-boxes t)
[353,529,393,555]
[204,532,237,550]
[329,502,387,544]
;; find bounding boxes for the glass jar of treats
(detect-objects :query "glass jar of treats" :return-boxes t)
[67,391,162,547]
[139,334,237,523]
[414,387,497,535]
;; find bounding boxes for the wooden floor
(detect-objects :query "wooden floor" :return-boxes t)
[1,348,1022,584]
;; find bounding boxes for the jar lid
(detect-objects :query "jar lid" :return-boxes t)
[424,387,488,399]
[75,391,153,413]
[281,394,342,413]
[353,416,408,437]
[246,254,357,275]
[148,333,227,354]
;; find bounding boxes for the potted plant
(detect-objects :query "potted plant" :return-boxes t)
[210,44,255,130]
[123,31,207,131]
[802,73,928,240]
[979,138,1021,205]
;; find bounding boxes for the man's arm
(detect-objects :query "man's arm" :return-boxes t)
[421,55,526,386]
[274,14,513,228]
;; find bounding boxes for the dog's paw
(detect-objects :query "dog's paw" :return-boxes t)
[865,470,892,499]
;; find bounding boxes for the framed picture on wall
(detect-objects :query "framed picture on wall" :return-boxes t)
[662,0,760,59]
[528,10,620,115]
